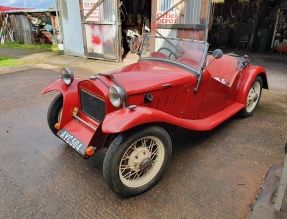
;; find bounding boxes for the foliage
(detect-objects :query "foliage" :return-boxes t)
[0,41,58,51]
[0,56,21,67]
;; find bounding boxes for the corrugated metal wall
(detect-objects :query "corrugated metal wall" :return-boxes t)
[60,0,85,57]
[157,0,202,24]
[15,15,32,44]
[82,0,120,61]
[58,0,210,61]
[85,24,117,54]
[152,0,211,41]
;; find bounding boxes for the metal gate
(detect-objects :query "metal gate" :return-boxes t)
[80,0,121,61]
[150,0,211,41]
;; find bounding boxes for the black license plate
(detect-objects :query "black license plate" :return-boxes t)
[58,128,86,155]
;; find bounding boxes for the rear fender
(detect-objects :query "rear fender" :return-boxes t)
[237,66,268,104]
[42,78,82,130]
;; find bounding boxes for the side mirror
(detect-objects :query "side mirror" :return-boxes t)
[213,49,223,59]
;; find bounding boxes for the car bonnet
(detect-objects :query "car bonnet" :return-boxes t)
[107,60,197,95]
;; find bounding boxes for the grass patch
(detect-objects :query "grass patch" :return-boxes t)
[0,41,58,51]
[0,56,21,66]
[0,55,40,67]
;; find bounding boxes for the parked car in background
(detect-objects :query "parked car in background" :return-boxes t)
[42,35,268,197]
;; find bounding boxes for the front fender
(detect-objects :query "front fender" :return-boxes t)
[102,107,167,133]
[237,66,268,104]
[102,106,216,134]
[42,78,82,130]
[42,78,82,94]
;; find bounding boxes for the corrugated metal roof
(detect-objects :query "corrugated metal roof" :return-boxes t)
[6,9,58,14]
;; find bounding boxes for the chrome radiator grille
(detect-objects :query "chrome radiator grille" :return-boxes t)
[80,89,106,122]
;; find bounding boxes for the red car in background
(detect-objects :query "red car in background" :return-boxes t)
[43,35,268,197]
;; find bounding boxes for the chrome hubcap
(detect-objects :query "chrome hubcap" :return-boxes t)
[139,158,152,171]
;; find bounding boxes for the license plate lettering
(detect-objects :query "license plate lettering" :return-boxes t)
[64,133,71,141]
[58,129,86,155]
[71,138,76,146]
[72,141,79,149]
[75,143,82,151]
[66,136,73,144]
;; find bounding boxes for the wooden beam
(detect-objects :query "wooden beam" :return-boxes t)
[155,24,206,30]
[83,0,105,21]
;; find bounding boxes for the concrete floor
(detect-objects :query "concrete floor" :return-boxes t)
[0,47,287,218]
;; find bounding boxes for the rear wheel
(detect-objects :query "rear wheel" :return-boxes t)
[47,93,63,136]
[103,126,172,197]
[240,76,263,117]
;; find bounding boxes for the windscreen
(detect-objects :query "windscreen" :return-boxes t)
[140,35,209,72]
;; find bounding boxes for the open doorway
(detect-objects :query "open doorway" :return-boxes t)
[119,0,151,60]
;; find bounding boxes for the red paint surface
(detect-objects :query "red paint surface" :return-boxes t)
[42,78,82,130]
[275,42,287,53]
[91,25,102,45]
[0,6,34,11]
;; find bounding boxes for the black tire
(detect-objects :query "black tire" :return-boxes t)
[240,76,263,118]
[103,126,172,197]
[47,93,63,136]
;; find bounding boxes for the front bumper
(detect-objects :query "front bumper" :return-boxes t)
[57,117,99,156]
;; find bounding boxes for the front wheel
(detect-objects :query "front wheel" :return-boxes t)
[103,126,172,197]
[47,93,63,136]
[240,76,263,118]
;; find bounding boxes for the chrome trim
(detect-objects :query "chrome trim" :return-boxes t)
[73,114,97,131]
[162,84,171,88]
[98,73,129,107]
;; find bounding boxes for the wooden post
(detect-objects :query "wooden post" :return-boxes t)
[248,0,262,52]
[274,143,287,211]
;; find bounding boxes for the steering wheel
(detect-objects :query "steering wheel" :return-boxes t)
[157,47,178,59]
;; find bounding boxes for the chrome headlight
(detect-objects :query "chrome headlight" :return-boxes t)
[108,85,124,107]
[61,68,74,86]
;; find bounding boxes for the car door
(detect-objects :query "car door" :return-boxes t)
[198,55,239,119]
[198,77,231,119]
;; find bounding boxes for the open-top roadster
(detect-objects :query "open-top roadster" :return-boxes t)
[43,35,268,197]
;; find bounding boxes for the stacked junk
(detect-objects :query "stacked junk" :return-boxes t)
[0,9,60,45]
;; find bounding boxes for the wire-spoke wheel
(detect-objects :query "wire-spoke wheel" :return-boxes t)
[240,76,263,118]
[47,93,63,136]
[119,136,165,187]
[103,126,172,197]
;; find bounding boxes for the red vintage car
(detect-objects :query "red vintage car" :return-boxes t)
[43,35,268,197]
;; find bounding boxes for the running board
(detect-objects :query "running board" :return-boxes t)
[181,103,245,131]
[102,103,246,133]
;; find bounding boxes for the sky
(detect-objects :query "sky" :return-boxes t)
[1,0,55,9]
